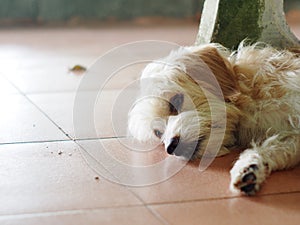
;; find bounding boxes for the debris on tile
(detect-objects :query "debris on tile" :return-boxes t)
[68,153,72,156]
[69,64,87,75]
[58,150,63,155]
[65,133,73,140]
[32,124,36,127]
[94,176,100,181]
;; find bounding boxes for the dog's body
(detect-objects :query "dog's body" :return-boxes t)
[128,43,300,195]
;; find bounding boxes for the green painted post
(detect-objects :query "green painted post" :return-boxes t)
[195,0,300,49]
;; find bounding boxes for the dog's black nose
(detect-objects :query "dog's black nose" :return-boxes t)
[167,136,180,154]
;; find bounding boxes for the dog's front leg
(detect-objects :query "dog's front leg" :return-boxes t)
[230,133,300,195]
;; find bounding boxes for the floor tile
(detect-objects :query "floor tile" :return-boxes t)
[0,206,163,225]
[28,89,139,139]
[0,46,89,94]
[77,138,170,186]
[78,138,300,203]
[27,92,86,139]
[0,26,197,94]
[130,150,242,203]
[0,23,299,225]
[78,138,239,198]
[286,12,300,39]
[0,141,143,216]
[151,193,300,225]
[0,94,67,144]
[0,26,198,52]
[259,166,300,195]
[130,155,300,203]
[0,76,19,94]
[291,25,300,39]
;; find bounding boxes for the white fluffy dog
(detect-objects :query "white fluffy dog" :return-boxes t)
[128,42,300,195]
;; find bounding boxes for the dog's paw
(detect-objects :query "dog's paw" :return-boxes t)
[230,151,269,196]
[231,164,260,195]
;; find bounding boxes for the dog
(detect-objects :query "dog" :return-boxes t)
[128,42,300,195]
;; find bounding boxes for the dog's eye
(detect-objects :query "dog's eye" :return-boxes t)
[154,129,163,139]
[169,93,184,115]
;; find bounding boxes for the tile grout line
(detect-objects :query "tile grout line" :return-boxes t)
[3,75,129,144]
[3,76,73,141]
[73,140,168,224]
[4,76,299,222]
[0,205,150,221]
[144,205,170,225]
[1,191,299,221]
[0,136,128,146]
[140,190,300,224]
[75,136,128,141]
[23,87,134,95]
[72,131,168,224]
[0,76,167,221]
[143,190,300,207]
[0,139,72,146]
[123,186,170,225]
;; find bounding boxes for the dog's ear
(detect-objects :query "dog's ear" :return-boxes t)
[169,93,184,115]
[195,46,238,99]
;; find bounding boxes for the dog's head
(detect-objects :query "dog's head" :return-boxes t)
[128,44,238,160]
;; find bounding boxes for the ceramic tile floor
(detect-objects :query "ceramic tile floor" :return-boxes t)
[0,23,300,225]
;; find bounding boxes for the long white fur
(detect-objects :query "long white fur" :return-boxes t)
[128,42,300,195]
